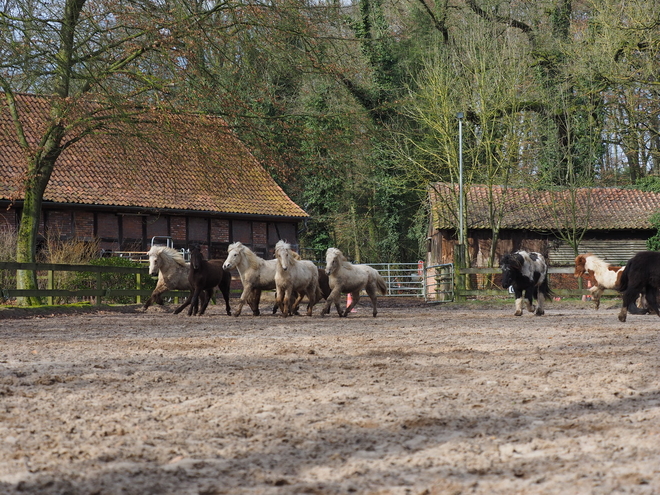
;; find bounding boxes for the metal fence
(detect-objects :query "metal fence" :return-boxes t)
[366,262,425,297]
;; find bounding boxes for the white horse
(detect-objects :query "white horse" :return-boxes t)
[274,240,321,317]
[223,242,279,316]
[144,245,193,309]
[321,247,387,317]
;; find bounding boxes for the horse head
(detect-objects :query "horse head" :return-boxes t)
[500,252,523,289]
[190,246,204,270]
[275,240,292,271]
[574,254,589,278]
[325,247,344,275]
[224,242,244,270]
[148,246,164,276]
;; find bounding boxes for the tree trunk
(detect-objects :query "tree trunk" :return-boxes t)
[15,156,59,305]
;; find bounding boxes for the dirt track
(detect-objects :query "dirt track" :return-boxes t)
[0,297,659,495]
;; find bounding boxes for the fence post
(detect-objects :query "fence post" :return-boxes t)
[136,272,142,305]
[96,271,102,306]
[47,270,54,306]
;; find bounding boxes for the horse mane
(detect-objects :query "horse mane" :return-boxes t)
[228,241,263,270]
[275,240,291,252]
[149,245,187,267]
[584,253,611,270]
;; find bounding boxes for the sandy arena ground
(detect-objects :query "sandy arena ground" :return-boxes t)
[0,296,659,495]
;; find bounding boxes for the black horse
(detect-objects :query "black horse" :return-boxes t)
[617,251,660,322]
[174,246,232,316]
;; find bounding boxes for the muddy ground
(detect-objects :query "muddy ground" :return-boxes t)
[0,296,658,495]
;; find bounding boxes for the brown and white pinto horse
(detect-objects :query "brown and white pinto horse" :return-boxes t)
[574,254,624,310]
[574,253,649,314]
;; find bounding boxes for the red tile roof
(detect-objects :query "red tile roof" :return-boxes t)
[0,94,308,219]
[430,183,660,231]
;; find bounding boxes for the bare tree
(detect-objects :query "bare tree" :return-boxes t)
[0,0,226,302]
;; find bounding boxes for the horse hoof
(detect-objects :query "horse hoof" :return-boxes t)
[535,309,545,316]
[514,311,523,316]
[618,314,627,322]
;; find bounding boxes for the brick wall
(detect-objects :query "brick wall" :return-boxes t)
[47,211,73,237]
[97,213,119,238]
[171,216,186,244]
[0,210,17,231]
[74,211,94,240]
[253,222,267,246]
[188,217,208,242]
[211,219,230,243]
[146,215,168,240]
[122,215,143,240]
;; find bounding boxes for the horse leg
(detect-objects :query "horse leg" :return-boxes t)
[198,289,214,315]
[344,291,360,317]
[290,292,305,316]
[276,287,286,317]
[143,292,158,310]
[535,289,545,316]
[283,288,296,318]
[234,287,251,317]
[590,285,604,310]
[188,289,200,316]
[291,291,302,315]
[144,287,164,310]
[513,289,524,316]
[366,288,379,317]
[250,289,262,316]
[173,293,193,315]
[221,286,232,316]
[524,289,535,313]
[644,286,660,317]
[300,289,316,316]
[619,287,640,322]
[321,288,340,316]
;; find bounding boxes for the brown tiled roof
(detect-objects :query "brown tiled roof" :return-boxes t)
[0,94,308,219]
[430,183,660,231]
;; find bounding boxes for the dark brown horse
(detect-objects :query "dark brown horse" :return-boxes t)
[618,251,660,322]
[174,246,232,316]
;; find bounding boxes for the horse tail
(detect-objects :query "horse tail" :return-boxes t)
[539,276,553,300]
[376,273,387,295]
[618,260,631,293]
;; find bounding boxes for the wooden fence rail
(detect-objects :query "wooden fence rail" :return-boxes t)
[453,266,619,299]
[2,262,618,307]
[0,261,190,306]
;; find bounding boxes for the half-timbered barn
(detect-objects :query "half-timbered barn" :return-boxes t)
[0,94,308,260]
